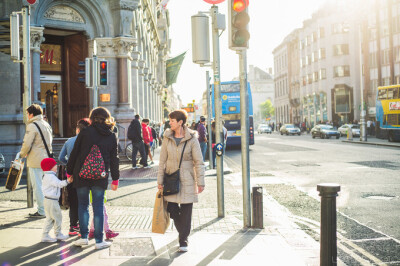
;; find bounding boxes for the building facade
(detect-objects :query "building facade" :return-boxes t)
[0,0,170,163]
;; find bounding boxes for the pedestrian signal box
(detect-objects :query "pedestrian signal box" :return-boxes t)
[99,60,108,86]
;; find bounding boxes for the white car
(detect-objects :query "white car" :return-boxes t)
[258,125,272,134]
[338,124,360,137]
[0,153,5,175]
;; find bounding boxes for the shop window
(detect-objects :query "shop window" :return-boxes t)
[40,44,62,72]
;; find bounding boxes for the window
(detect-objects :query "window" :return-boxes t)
[306,36,311,46]
[332,23,349,34]
[378,89,387,100]
[312,32,317,42]
[394,87,400,99]
[319,48,326,59]
[333,44,349,56]
[381,50,390,65]
[301,57,306,67]
[311,53,315,63]
[300,39,305,50]
[313,72,319,82]
[382,77,391,86]
[302,76,307,86]
[381,20,389,36]
[369,52,378,67]
[334,65,350,77]
[319,69,327,80]
[313,51,319,62]
[387,88,398,99]
[300,58,303,68]
[306,55,310,65]
[307,74,313,84]
[318,27,325,38]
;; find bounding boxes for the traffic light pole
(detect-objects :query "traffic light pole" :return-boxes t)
[211,5,224,218]
[239,49,251,227]
[92,40,99,108]
[206,71,213,170]
[21,6,33,208]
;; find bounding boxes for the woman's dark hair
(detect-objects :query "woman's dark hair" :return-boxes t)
[76,118,91,132]
[89,107,115,129]
[142,118,150,123]
[169,109,188,127]
[26,104,43,116]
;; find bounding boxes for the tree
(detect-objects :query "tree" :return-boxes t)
[259,99,275,120]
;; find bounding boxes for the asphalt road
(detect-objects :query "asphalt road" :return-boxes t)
[224,132,400,265]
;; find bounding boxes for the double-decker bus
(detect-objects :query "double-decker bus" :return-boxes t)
[376,85,400,142]
[211,81,254,147]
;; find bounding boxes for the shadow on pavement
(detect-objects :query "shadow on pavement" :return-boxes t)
[107,185,155,202]
[195,229,260,266]
[0,217,43,230]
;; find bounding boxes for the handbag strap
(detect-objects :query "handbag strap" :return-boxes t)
[33,122,52,158]
[178,141,187,170]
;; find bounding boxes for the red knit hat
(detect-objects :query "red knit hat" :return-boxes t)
[41,158,57,172]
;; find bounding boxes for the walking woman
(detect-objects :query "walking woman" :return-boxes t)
[67,107,119,250]
[157,109,205,252]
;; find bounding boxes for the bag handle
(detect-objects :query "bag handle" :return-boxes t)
[33,122,53,158]
[178,141,187,170]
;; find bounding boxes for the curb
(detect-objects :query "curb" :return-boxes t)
[341,140,400,148]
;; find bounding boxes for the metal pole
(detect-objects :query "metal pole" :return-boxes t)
[22,6,33,208]
[359,24,367,141]
[239,49,251,227]
[92,39,98,108]
[206,71,213,170]
[317,183,340,266]
[211,5,224,218]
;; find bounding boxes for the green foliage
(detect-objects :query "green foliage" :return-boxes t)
[259,99,275,119]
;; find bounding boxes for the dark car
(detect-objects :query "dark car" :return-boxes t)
[280,124,301,136]
[311,125,340,139]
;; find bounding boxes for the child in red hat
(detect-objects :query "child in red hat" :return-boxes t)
[40,158,73,242]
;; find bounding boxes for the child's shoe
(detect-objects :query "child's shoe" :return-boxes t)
[88,230,95,239]
[105,230,119,240]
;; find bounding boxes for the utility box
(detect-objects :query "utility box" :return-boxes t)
[191,13,210,65]
[252,186,263,229]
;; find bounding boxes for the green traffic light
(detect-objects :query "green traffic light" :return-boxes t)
[233,29,250,46]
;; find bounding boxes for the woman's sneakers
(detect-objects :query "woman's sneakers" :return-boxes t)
[56,233,69,241]
[41,235,57,243]
[105,230,119,240]
[95,241,112,250]
[178,246,188,252]
[74,238,89,246]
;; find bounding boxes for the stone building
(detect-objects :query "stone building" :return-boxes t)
[0,0,170,162]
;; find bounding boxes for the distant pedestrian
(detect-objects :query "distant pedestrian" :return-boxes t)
[197,116,207,161]
[127,114,149,169]
[59,118,90,236]
[20,104,53,218]
[40,158,73,242]
[367,120,371,135]
[67,107,120,250]
[157,109,205,252]
[142,118,154,165]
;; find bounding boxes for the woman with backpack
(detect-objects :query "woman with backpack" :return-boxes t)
[67,107,119,250]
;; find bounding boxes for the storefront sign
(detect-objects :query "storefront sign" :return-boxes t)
[100,94,110,102]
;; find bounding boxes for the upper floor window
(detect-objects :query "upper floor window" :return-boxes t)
[334,65,350,77]
[318,27,325,38]
[319,69,327,80]
[332,23,349,34]
[333,44,349,56]
[319,48,326,60]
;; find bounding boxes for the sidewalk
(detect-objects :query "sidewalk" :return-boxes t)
[341,136,400,148]
[0,149,319,265]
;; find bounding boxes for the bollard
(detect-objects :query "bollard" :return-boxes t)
[347,128,353,140]
[317,183,340,266]
[252,187,263,229]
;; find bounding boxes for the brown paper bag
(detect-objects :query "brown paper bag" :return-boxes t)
[5,153,24,191]
[151,191,170,234]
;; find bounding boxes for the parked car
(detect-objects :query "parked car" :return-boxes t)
[338,124,360,137]
[311,125,340,139]
[0,153,5,175]
[280,124,301,135]
[258,125,272,134]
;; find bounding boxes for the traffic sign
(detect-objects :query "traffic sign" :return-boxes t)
[27,0,37,4]
[203,0,225,4]
[216,142,223,156]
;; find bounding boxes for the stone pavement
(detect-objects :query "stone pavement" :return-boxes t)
[0,150,321,265]
[342,136,400,148]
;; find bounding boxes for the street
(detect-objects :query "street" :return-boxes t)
[224,132,400,264]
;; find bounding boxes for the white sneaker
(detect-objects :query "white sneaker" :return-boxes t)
[56,233,69,241]
[144,165,152,169]
[74,238,89,246]
[41,235,57,243]
[95,241,112,250]
[178,246,188,252]
[131,166,138,170]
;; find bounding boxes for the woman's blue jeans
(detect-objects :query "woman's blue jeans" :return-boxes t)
[76,186,105,243]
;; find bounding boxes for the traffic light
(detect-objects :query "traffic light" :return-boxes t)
[228,0,250,50]
[98,60,108,86]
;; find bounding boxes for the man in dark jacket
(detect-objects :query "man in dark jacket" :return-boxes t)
[197,116,207,161]
[127,114,149,169]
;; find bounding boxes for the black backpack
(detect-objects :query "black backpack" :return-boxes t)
[128,122,135,140]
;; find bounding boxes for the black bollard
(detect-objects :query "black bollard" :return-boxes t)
[252,187,263,229]
[317,183,340,266]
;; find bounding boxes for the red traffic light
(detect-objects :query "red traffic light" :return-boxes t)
[100,62,107,69]
[233,0,249,12]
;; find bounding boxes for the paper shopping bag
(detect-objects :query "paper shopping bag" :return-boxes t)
[5,153,24,191]
[151,191,170,234]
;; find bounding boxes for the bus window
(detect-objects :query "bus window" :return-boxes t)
[388,88,395,99]
[378,89,388,100]
[393,87,399,99]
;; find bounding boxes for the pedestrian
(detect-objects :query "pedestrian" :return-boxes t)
[142,118,154,165]
[127,114,150,169]
[20,104,53,218]
[67,107,120,250]
[197,116,207,161]
[371,121,376,136]
[190,121,196,130]
[157,109,205,252]
[59,118,90,236]
[367,120,371,136]
[271,122,275,132]
[40,158,73,242]
[151,123,158,148]
[88,191,119,240]
[211,121,216,168]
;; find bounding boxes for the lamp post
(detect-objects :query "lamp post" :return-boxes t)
[358,21,367,141]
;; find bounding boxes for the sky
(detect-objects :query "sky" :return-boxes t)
[167,0,330,105]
